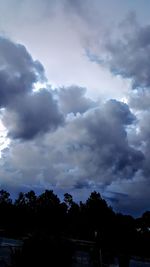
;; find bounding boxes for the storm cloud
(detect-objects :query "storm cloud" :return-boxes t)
[2,89,64,140]
[0,37,45,106]
[56,86,96,115]
[0,33,146,216]
[0,98,144,214]
[83,14,150,214]
[90,16,150,90]
[0,37,64,140]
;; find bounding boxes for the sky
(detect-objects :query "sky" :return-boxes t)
[0,0,150,216]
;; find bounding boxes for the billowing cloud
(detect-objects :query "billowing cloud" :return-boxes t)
[0,32,146,216]
[2,89,64,140]
[56,86,97,115]
[0,99,144,214]
[0,37,45,107]
[83,14,150,215]
[0,37,63,140]
[88,15,150,90]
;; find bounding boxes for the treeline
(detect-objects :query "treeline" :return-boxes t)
[0,189,150,260]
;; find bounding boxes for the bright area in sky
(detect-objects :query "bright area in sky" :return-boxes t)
[0,0,134,102]
[0,119,10,157]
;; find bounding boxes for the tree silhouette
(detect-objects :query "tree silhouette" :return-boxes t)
[0,188,148,264]
[64,193,73,210]
[0,190,12,205]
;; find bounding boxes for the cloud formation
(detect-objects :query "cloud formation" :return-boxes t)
[84,15,150,215]
[89,15,150,90]
[0,31,146,216]
[0,37,45,107]
[0,5,150,215]
[2,89,64,140]
[0,37,64,140]
[56,86,96,115]
[0,96,144,216]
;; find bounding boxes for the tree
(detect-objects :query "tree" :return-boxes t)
[15,192,26,207]
[0,190,12,205]
[142,211,150,230]
[25,190,37,210]
[36,190,61,233]
[64,193,73,210]
[0,190,13,233]
[38,190,60,208]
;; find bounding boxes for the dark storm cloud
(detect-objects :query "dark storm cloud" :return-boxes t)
[84,16,150,215]
[0,37,45,107]
[56,86,96,115]
[0,93,145,215]
[105,177,150,217]
[2,99,144,188]
[3,89,64,140]
[41,99,143,190]
[77,100,144,182]
[100,17,150,192]
[0,37,64,140]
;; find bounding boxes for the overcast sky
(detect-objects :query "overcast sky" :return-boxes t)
[0,0,150,216]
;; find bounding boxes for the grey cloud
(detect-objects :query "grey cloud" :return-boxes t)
[102,100,135,125]
[78,100,143,181]
[1,99,144,190]
[95,16,150,200]
[0,37,64,140]
[0,37,45,107]
[0,97,146,216]
[2,89,64,140]
[56,86,97,115]
[86,14,150,206]
[106,174,150,216]
[127,91,150,205]
[133,111,150,179]
[127,90,150,180]
[88,16,150,90]
[129,90,150,110]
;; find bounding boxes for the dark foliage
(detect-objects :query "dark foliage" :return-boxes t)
[0,189,149,265]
